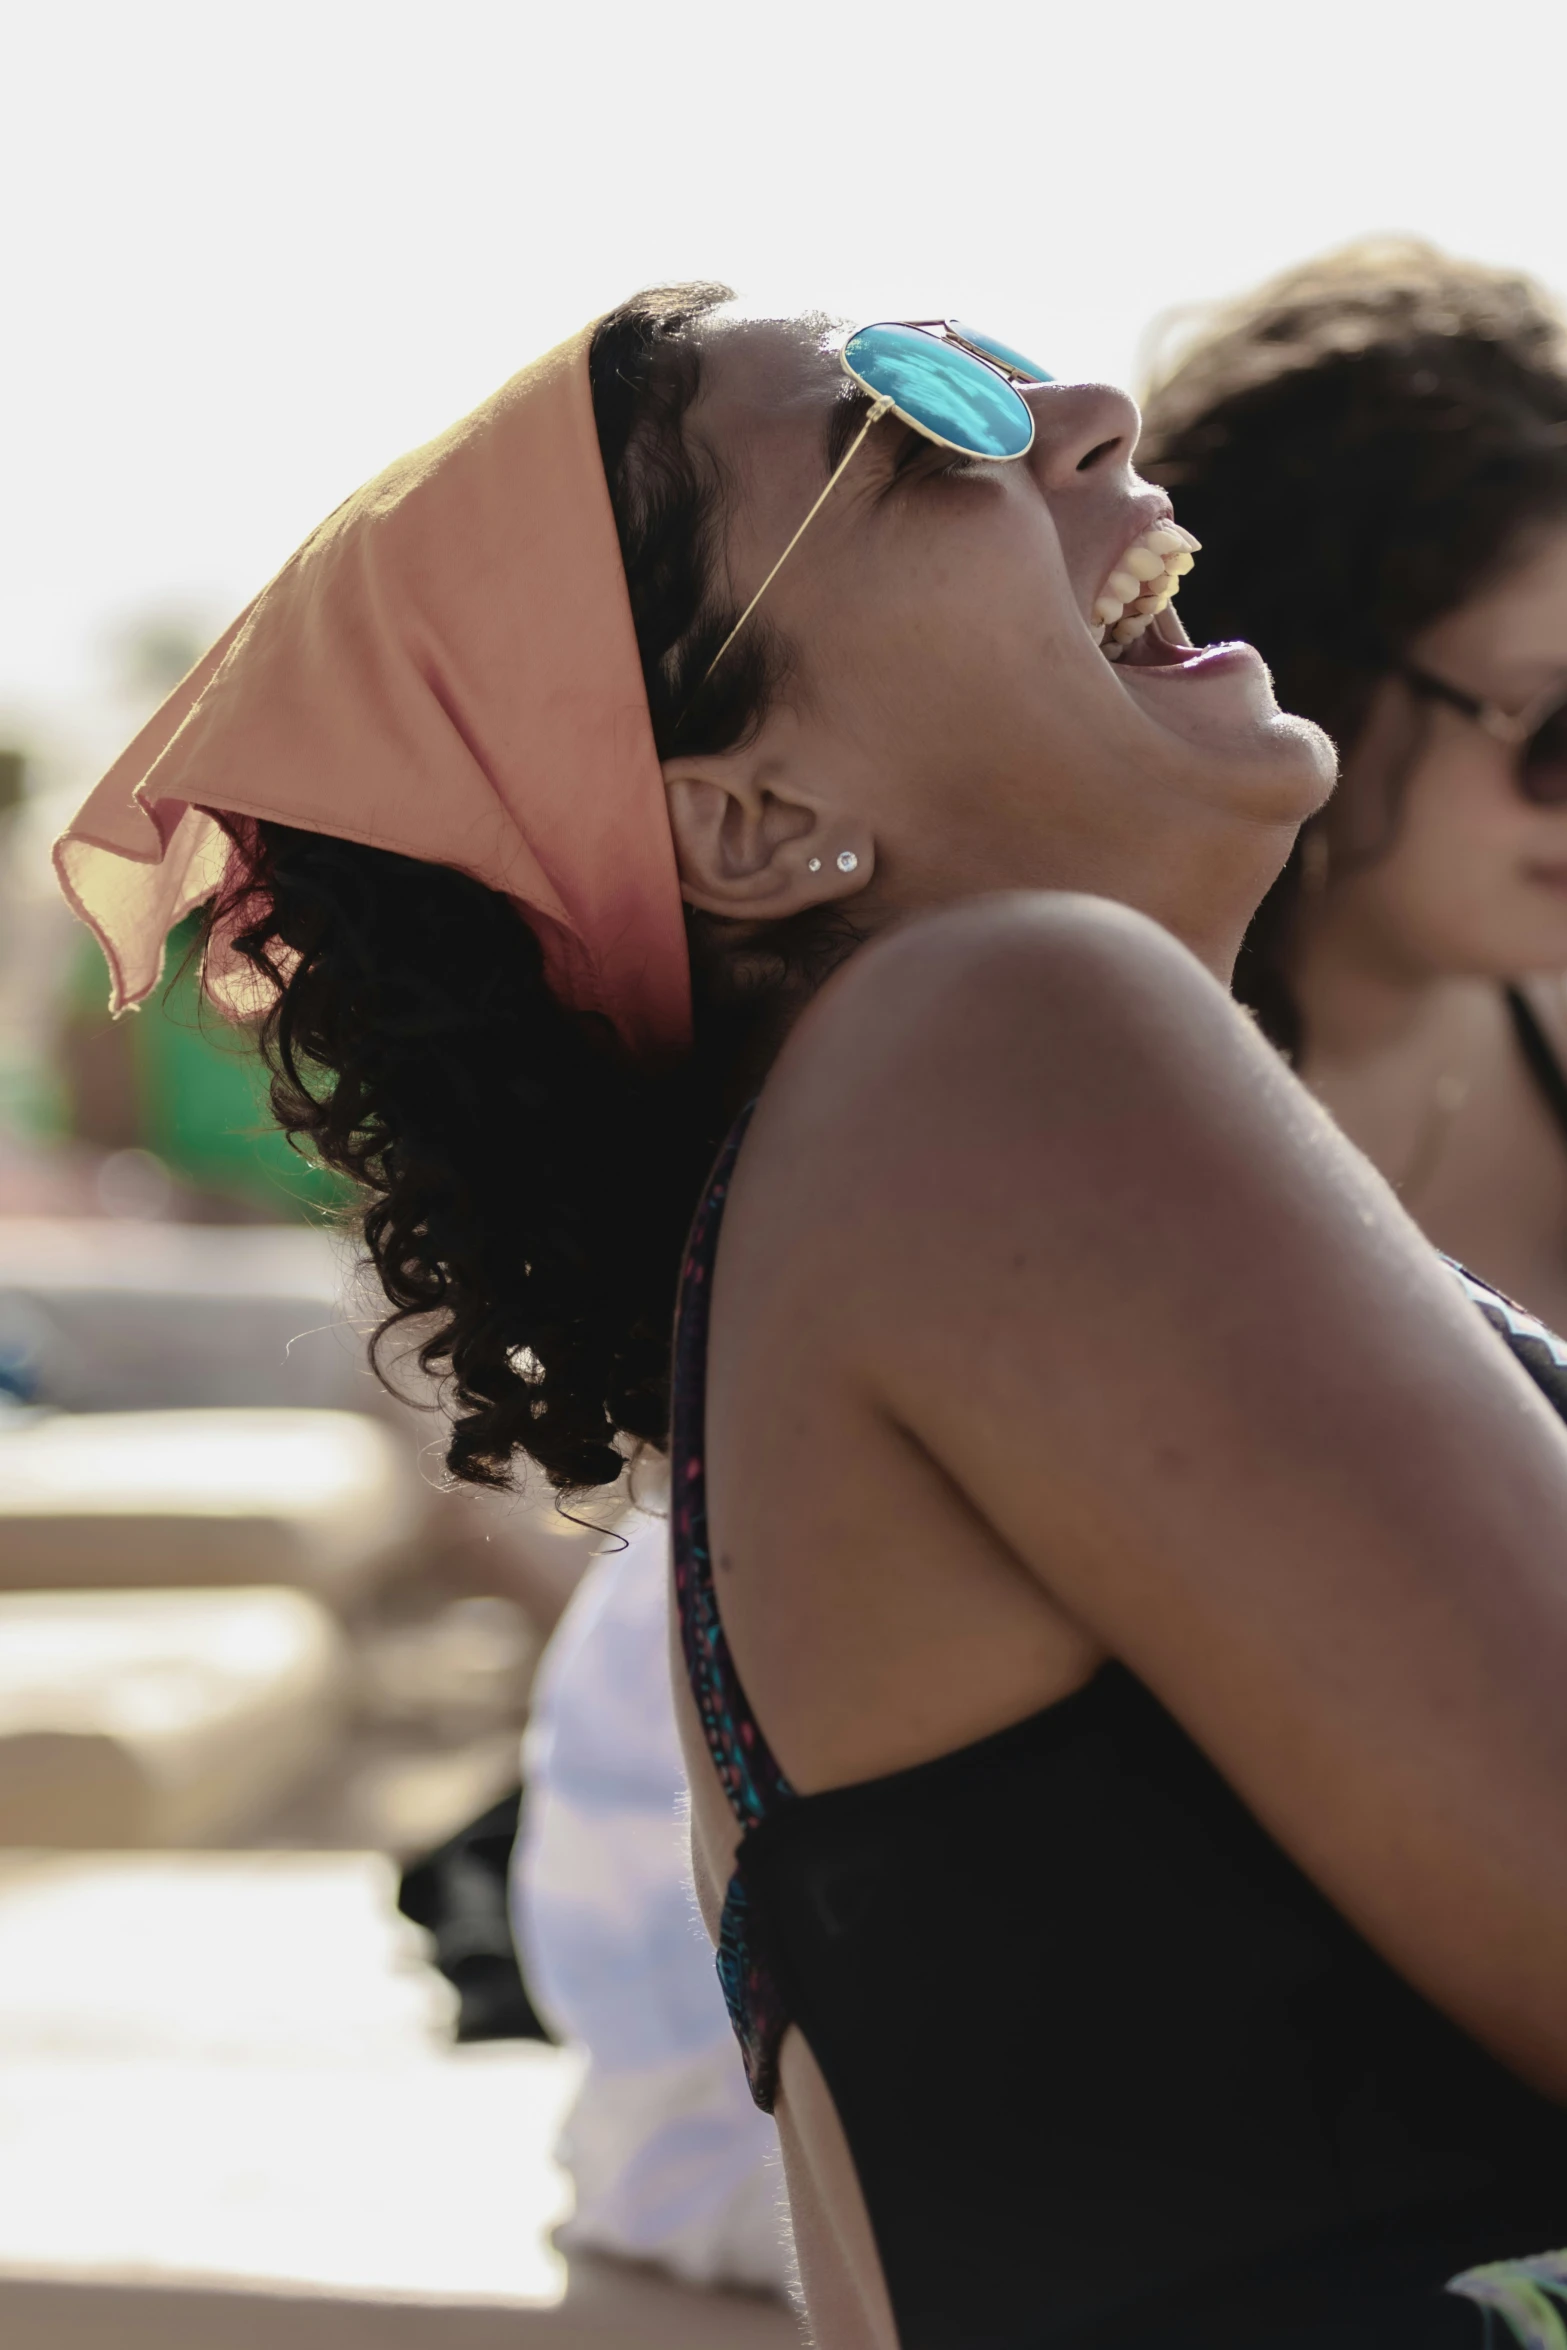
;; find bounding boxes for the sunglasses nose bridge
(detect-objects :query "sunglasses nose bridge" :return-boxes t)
[1480,706,1534,748]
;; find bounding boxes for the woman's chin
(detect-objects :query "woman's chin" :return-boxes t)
[1113,644,1337,820]
[1258,709,1339,818]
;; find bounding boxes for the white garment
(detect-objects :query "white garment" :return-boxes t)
[512,1510,790,2294]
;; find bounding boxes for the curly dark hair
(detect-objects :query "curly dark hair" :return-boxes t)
[207,286,860,1494]
[1138,238,1567,1057]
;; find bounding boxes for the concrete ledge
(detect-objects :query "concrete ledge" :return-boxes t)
[0,1410,418,1606]
[0,1855,797,2347]
[0,1589,345,1845]
[0,2260,799,2349]
[0,1220,360,1415]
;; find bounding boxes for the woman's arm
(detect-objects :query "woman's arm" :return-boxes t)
[748,892,1567,2100]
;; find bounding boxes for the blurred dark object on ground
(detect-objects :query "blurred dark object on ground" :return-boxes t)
[398,1788,553,2044]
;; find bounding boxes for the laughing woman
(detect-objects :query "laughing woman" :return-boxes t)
[57,290,1567,2349]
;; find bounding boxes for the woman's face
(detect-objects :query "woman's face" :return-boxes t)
[1318,524,1567,979]
[663,317,1335,978]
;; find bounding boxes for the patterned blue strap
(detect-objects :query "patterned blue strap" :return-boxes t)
[669,1105,793,1831]
[668,1109,796,2110]
[1448,2249,1567,2347]
[1442,1257,1567,1421]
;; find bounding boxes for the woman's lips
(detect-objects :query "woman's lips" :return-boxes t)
[1116,639,1264,681]
[1109,608,1274,714]
[1109,601,1261,680]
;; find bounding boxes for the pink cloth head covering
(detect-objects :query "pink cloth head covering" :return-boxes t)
[54,328,692,1059]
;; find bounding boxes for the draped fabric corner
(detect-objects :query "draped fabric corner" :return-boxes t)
[54,327,692,1061]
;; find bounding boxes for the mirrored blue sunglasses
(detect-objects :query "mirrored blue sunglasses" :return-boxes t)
[702,319,1053,683]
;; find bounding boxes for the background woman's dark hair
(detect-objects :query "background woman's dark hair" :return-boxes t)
[1138,238,1567,1057]
[208,286,858,1494]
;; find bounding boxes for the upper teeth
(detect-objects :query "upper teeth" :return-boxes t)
[1092,522,1200,659]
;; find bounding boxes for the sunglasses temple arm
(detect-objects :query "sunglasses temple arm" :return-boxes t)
[701,395,894,684]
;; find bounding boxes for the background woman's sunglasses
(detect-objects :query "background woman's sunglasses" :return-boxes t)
[701,319,1053,683]
[1401,661,1567,806]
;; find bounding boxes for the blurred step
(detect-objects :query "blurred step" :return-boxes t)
[0,1218,366,1412]
[0,1408,418,1605]
[0,1587,345,1845]
[0,1851,794,2346]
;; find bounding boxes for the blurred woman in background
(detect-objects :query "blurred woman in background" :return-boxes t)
[1141,240,1567,1325]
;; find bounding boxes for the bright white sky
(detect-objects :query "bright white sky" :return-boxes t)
[4,0,1566,779]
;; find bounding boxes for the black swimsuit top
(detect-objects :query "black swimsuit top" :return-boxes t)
[671,1100,1567,2350]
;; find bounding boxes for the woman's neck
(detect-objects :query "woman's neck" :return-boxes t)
[1290,895,1489,1068]
[1286,891,1510,1213]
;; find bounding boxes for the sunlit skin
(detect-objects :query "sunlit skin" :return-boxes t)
[1295,524,1567,1325]
[656,319,1567,2348]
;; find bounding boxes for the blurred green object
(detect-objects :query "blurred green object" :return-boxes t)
[70,916,351,1219]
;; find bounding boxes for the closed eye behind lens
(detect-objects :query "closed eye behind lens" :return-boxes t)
[843,325,1035,462]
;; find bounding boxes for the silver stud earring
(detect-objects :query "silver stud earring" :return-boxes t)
[807,857,822,874]
[836,850,859,875]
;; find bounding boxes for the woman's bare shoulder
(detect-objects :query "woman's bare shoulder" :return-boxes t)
[732,899,1567,2103]
[734,886,1393,1397]
[794,889,1226,1071]
[748,890,1263,1218]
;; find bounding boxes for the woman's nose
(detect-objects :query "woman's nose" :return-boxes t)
[1024,382,1142,488]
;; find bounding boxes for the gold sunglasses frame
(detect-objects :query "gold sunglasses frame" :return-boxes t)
[1402,659,1567,798]
[700,319,1047,686]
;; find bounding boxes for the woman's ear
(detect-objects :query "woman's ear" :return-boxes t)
[664,751,872,918]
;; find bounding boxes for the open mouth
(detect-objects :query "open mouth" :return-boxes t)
[1092,523,1201,668]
